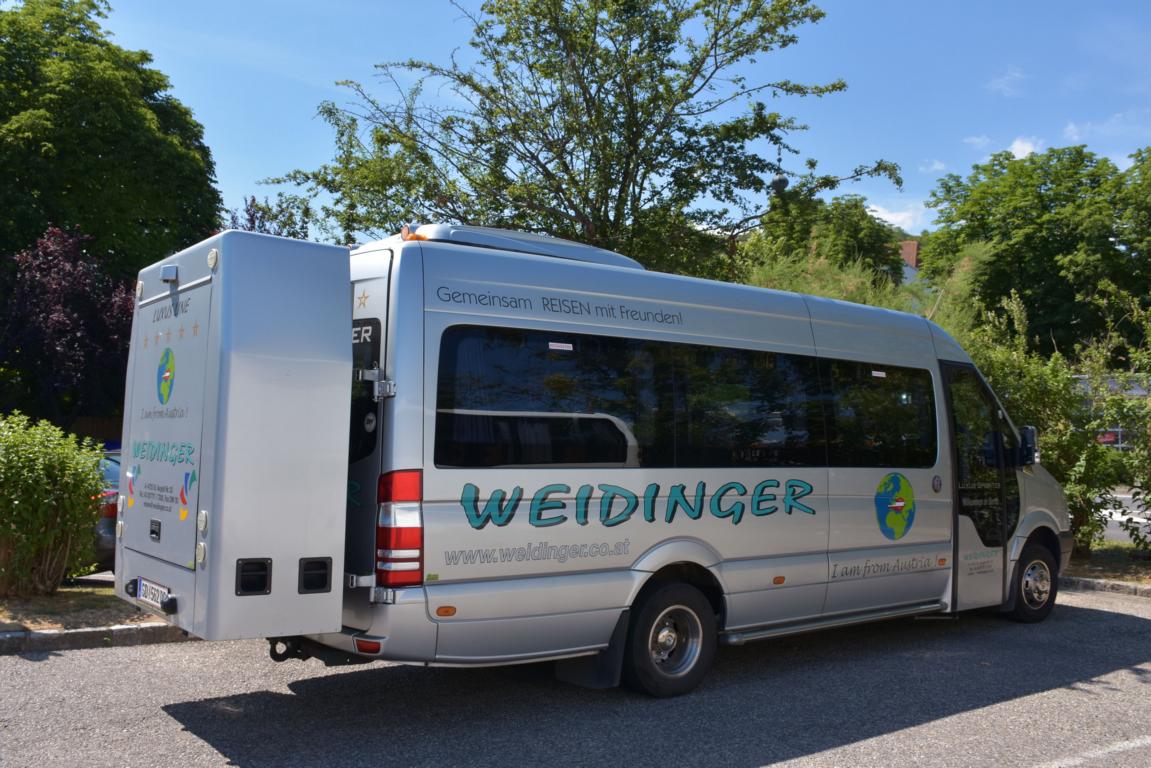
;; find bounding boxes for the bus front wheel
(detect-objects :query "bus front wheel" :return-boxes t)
[1010,544,1058,623]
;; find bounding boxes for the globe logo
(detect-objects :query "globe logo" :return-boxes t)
[874,472,915,540]
[156,348,176,404]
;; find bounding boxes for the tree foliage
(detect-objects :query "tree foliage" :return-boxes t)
[926,254,1151,551]
[0,0,222,282]
[747,236,1151,552]
[279,0,898,276]
[954,295,1120,550]
[743,247,923,310]
[0,227,133,426]
[226,194,314,240]
[922,146,1150,356]
[748,192,904,282]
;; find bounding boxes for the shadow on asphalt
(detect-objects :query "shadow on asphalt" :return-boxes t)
[163,602,1151,768]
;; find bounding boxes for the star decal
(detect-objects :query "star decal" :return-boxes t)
[357,289,370,308]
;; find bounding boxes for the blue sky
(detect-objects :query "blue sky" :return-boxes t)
[100,0,1151,234]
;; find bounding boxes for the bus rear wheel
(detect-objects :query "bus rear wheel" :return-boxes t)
[1010,544,1058,623]
[623,582,716,697]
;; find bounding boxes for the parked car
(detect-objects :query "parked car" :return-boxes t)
[94,452,120,571]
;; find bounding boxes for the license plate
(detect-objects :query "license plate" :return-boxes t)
[137,577,170,610]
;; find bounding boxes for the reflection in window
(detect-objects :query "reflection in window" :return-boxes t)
[435,326,826,468]
[823,360,937,468]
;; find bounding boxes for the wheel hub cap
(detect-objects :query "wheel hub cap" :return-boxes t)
[1022,560,1052,609]
[655,625,678,655]
[647,604,703,677]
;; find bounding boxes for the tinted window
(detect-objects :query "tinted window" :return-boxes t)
[823,359,937,468]
[436,326,658,467]
[435,326,824,468]
[436,411,634,466]
[946,365,1020,546]
[350,318,382,463]
[677,345,824,467]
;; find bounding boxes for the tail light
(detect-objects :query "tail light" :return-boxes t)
[96,490,117,518]
[376,470,423,587]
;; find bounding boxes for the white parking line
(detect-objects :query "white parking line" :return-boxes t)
[1033,735,1151,768]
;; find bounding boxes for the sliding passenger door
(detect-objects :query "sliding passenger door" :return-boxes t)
[943,363,1019,610]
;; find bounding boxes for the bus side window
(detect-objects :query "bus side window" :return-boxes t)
[822,359,938,468]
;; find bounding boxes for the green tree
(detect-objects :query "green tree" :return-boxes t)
[1117,147,1151,267]
[810,196,903,282]
[226,194,314,240]
[743,247,924,310]
[743,189,823,264]
[955,296,1117,551]
[0,227,133,426]
[745,193,904,283]
[0,0,222,283]
[279,0,898,277]
[922,146,1147,356]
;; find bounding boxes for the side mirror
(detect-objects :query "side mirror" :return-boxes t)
[1019,425,1038,466]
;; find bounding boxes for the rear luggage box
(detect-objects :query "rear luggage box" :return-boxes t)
[116,231,352,640]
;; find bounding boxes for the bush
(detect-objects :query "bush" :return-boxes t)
[0,412,103,597]
[951,293,1151,552]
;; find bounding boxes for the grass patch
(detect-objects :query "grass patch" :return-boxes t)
[0,582,154,631]
[1065,541,1151,584]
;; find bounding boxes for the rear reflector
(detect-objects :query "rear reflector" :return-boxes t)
[354,638,382,654]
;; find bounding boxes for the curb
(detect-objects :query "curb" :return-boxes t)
[1060,575,1151,599]
[0,622,193,655]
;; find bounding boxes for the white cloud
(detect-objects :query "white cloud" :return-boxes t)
[963,134,991,149]
[918,159,947,173]
[988,67,1026,97]
[868,202,928,233]
[1061,109,1151,142]
[1008,136,1044,158]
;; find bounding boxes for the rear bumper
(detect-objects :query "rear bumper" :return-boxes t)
[304,588,437,662]
[1059,530,1075,572]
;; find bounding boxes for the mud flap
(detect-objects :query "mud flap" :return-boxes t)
[554,610,629,690]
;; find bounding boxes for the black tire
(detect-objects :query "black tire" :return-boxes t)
[622,582,716,697]
[1010,544,1058,623]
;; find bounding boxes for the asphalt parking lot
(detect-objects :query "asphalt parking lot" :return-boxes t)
[1,588,1149,768]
